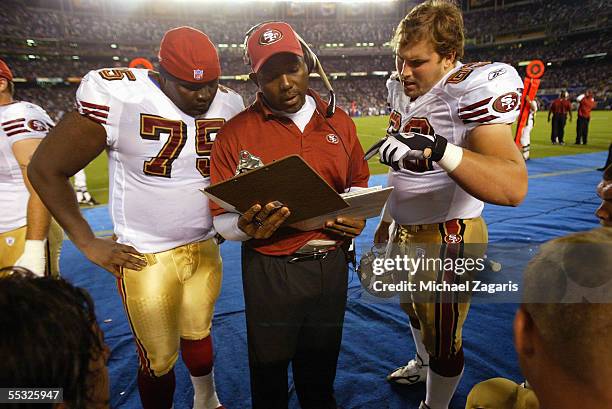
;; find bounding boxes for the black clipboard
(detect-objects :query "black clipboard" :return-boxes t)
[204,155,349,225]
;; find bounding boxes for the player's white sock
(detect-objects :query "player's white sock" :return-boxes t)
[76,189,85,202]
[191,373,221,409]
[410,325,429,365]
[424,367,463,409]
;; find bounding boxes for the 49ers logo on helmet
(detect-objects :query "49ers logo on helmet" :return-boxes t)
[259,29,283,45]
[492,92,519,113]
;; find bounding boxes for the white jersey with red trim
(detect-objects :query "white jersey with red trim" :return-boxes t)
[0,101,54,233]
[76,68,244,253]
[386,61,523,225]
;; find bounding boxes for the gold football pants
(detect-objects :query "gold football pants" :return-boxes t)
[0,219,63,277]
[395,217,488,358]
[117,238,222,376]
[466,377,539,409]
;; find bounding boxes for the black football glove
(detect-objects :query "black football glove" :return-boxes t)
[378,132,448,171]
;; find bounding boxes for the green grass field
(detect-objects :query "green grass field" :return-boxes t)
[84,111,610,204]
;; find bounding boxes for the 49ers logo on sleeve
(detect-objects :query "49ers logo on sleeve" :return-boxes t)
[27,119,50,132]
[326,134,339,144]
[492,92,520,113]
[259,29,283,45]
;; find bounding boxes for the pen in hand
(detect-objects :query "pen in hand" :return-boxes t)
[363,135,390,160]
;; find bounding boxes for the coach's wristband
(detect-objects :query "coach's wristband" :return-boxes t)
[437,143,463,173]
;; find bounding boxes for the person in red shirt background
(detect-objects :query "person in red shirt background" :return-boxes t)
[575,90,597,145]
[548,90,572,145]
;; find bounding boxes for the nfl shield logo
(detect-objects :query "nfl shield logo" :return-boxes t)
[193,69,204,80]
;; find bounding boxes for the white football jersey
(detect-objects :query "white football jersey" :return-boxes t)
[385,72,410,117]
[386,62,523,225]
[76,68,244,253]
[0,101,54,233]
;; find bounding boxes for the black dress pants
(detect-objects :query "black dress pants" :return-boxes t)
[575,115,590,144]
[551,114,567,143]
[241,245,349,409]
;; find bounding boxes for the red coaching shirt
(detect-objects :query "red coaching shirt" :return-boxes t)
[578,95,596,119]
[550,98,572,116]
[210,89,370,255]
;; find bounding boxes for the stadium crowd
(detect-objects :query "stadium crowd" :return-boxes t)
[463,0,609,42]
[2,0,609,45]
[3,0,610,119]
[9,56,610,120]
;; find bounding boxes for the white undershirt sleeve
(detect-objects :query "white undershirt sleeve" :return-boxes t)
[213,213,251,241]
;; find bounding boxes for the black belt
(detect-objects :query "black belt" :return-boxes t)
[288,249,332,264]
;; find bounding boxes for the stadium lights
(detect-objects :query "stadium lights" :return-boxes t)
[584,52,606,58]
[110,43,118,49]
[72,55,80,60]
[218,43,229,48]
[350,72,368,76]
[518,61,530,66]
[26,39,36,46]
[547,62,552,66]
[372,71,389,76]
[113,56,120,61]
[27,54,37,59]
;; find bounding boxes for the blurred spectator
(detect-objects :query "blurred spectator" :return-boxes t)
[466,225,612,409]
[0,266,110,409]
